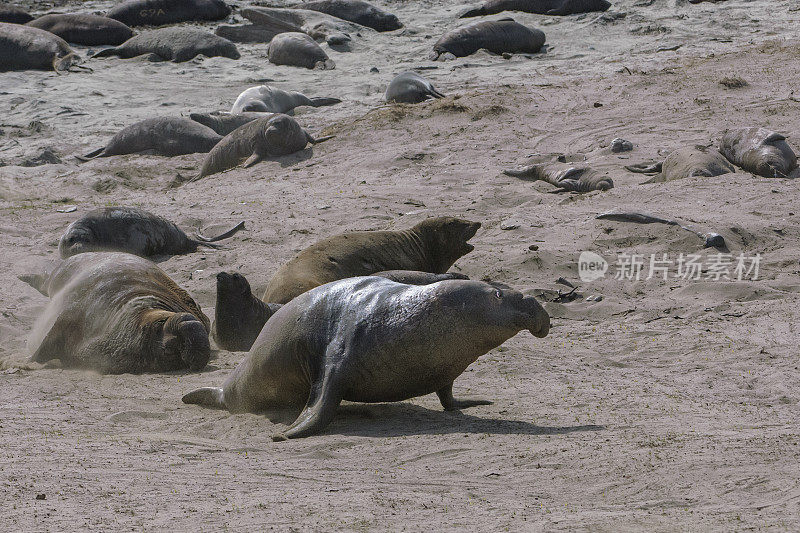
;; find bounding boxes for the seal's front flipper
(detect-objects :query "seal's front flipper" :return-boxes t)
[308,97,341,107]
[437,383,492,411]
[625,161,662,174]
[307,133,334,145]
[242,153,263,168]
[277,365,343,440]
[182,387,226,409]
[30,311,82,364]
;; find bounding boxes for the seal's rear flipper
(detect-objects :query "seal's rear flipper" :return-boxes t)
[277,365,343,439]
[182,387,225,409]
[429,87,445,99]
[308,97,342,107]
[195,221,246,243]
[18,274,49,296]
[625,161,662,174]
[307,133,334,144]
[459,6,484,17]
[92,47,118,58]
[75,147,105,162]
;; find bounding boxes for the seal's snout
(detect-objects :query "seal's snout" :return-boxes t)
[522,297,550,338]
[165,313,210,371]
[216,271,250,296]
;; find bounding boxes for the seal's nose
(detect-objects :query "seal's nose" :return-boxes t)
[522,296,550,338]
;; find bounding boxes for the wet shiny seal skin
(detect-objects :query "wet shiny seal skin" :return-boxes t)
[106,0,230,27]
[23,252,211,374]
[296,0,402,32]
[430,18,545,60]
[0,22,79,72]
[460,0,610,18]
[92,27,240,63]
[183,276,550,439]
[27,14,134,46]
[385,71,445,104]
[718,127,798,178]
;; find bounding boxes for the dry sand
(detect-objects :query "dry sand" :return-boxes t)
[2,0,800,530]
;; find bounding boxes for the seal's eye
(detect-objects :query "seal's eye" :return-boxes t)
[494,290,502,300]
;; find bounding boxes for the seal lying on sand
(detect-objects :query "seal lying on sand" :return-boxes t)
[25,252,211,374]
[237,6,361,46]
[77,117,222,160]
[93,27,240,62]
[718,127,798,178]
[267,31,335,69]
[183,276,550,439]
[230,85,341,114]
[107,0,230,27]
[59,207,244,258]
[430,18,545,60]
[190,112,270,136]
[626,146,735,183]
[0,22,80,72]
[295,0,402,31]
[461,0,610,18]
[385,71,444,103]
[27,14,133,46]
[504,162,613,192]
[0,4,34,23]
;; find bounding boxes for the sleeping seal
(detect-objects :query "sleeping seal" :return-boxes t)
[107,0,230,27]
[267,31,335,69]
[718,127,798,178]
[461,0,611,18]
[237,6,360,46]
[27,14,134,46]
[183,276,550,439]
[0,22,79,72]
[504,162,613,192]
[93,27,240,62]
[295,0,402,32]
[189,111,271,136]
[0,4,34,23]
[230,85,341,114]
[430,18,545,60]
[626,146,735,183]
[385,71,444,103]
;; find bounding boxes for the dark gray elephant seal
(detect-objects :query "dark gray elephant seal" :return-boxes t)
[190,111,271,136]
[626,146,735,183]
[59,207,245,258]
[27,14,133,46]
[190,114,332,181]
[93,27,240,63]
[267,31,335,69]
[26,252,211,374]
[0,22,79,72]
[430,18,545,60]
[183,276,550,439]
[107,0,230,27]
[385,71,444,104]
[461,0,610,18]
[77,117,222,160]
[230,85,341,114]
[238,6,360,46]
[504,162,613,192]
[718,128,798,178]
[0,4,33,23]
[296,0,402,32]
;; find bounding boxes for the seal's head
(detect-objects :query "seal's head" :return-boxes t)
[161,312,211,371]
[59,224,95,258]
[414,216,481,273]
[368,8,402,31]
[753,129,797,178]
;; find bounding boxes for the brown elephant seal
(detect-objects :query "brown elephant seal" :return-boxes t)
[190,111,271,136]
[93,27,240,63]
[183,276,550,439]
[213,269,470,352]
[238,6,359,46]
[230,85,341,114]
[0,22,79,72]
[107,0,230,27]
[295,0,402,32]
[385,71,444,104]
[27,14,134,46]
[626,146,735,183]
[268,32,335,69]
[59,207,245,259]
[430,18,545,60]
[0,4,33,23]
[718,128,798,178]
[461,0,610,18]
[504,162,613,192]
[189,114,332,181]
[77,117,222,160]
[26,252,211,374]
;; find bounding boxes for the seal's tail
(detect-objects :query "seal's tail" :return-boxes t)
[308,97,342,107]
[182,387,225,409]
[194,221,246,244]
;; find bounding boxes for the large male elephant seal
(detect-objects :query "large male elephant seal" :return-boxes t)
[183,276,550,439]
[190,111,270,136]
[0,4,33,23]
[190,114,332,181]
[236,6,360,46]
[385,71,444,104]
[718,127,798,178]
[93,27,240,62]
[107,0,230,27]
[25,252,211,374]
[626,146,735,183]
[295,0,402,32]
[59,207,244,259]
[27,14,133,46]
[504,162,613,192]
[230,85,341,114]
[267,31,335,69]
[0,22,79,72]
[77,117,222,160]
[430,18,545,60]
[461,0,610,18]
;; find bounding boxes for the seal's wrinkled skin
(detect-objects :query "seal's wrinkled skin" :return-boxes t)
[26,252,211,374]
[504,162,613,192]
[297,0,402,32]
[461,0,610,18]
[184,277,550,439]
[430,18,545,60]
[267,31,335,69]
[0,22,79,72]
[626,146,735,183]
[230,85,341,114]
[190,112,272,136]
[718,127,798,178]
[385,71,445,104]
[93,27,240,63]
[107,0,230,27]
[27,14,133,46]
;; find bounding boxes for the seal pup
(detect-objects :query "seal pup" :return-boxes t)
[385,71,444,104]
[504,162,613,192]
[27,14,133,46]
[461,0,610,18]
[718,128,798,178]
[190,111,271,136]
[430,18,545,60]
[295,0,402,32]
[26,252,211,374]
[267,31,335,69]
[230,86,341,114]
[190,114,332,181]
[77,117,222,160]
[59,207,245,258]
[107,0,230,27]
[596,210,725,248]
[183,277,550,439]
[625,146,735,183]
[0,22,79,72]
[93,27,240,62]
[0,4,33,23]
[239,6,360,46]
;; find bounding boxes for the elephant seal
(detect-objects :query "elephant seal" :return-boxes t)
[0,22,79,72]
[230,85,342,114]
[183,276,550,439]
[718,128,798,178]
[0,4,33,23]
[190,111,271,136]
[190,114,332,181]
[461,0,610,18]
[27,14,133,46]
[93,27,240,63]
[77,117,222,160]
[385,71,444,104]
[107,0,230,27]
[59,207,245,259]
[295,0,402,32]
[267,31,335,69]
[239,6,360,46]
[504,162,613,192]
[626,146,735,183]
[596,210,725,249]
[26,252,211,374]
[430,18,545,60]
[213,269,469,352]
